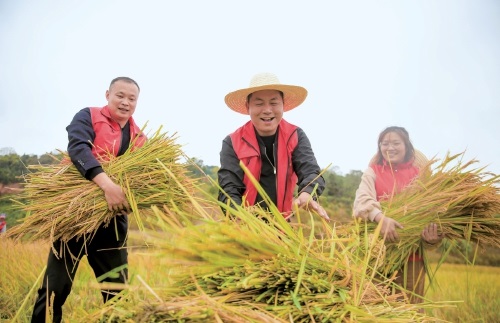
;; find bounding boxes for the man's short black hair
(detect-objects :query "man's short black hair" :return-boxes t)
[110,77,140,91]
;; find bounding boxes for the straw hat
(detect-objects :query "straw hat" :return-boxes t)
[224,73,308,115]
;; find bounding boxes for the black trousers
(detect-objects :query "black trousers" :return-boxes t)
[31,216,128,323]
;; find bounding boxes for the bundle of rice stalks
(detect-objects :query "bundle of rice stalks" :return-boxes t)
[364,152,500,276]
[131,295,289,323]
[7,127,196,249]
[121,203,443,322]
[97,171,444,322]
[123,294,438,323]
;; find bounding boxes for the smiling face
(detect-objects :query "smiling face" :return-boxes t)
[105,80,140,127]
[246,89,284,136]
[379,132,407,165]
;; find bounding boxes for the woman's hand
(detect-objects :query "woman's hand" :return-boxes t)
[421,223,443,245]
[374,213,403,243]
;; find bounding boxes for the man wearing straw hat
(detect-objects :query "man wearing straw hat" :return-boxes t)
[218,72,329,221]
[31,77,146,323]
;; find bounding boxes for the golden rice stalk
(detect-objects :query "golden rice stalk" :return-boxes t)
[134,296,289,323]
[126,295,440,323]
[108,172,443,322]
[121,205,440,322]
[7,127,196,249]
[365,152,500,275]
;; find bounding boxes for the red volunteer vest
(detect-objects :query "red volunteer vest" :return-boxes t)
[230,119,298,215]
[90,106,146,160]
[371,160,419,201]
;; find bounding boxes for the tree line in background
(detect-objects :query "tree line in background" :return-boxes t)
[0,152,62,184]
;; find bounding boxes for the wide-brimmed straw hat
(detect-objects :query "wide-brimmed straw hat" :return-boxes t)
[224,73,308,115]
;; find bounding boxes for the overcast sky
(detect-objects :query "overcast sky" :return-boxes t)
[1,0,499,175]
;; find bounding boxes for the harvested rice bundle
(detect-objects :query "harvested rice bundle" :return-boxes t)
[127,295,436,323]
[366,152,500,275]
[120,200,440,322]
[136,296,289,323]
[8,127,196,247]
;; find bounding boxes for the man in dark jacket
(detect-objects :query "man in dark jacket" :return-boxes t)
[31,77,145,323]
[218,73,329,221]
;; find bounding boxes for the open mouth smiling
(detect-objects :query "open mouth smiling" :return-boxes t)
[261,117,275,122]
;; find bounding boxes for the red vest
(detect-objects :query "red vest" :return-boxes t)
[90,106,146,160]
[230,119,298,215]
[371,160,419,201]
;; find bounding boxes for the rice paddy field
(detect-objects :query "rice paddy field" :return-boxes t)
[425,264,500,323]
[1,237,499,322]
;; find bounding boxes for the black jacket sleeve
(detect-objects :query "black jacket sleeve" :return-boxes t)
[293,127,325,197]
[217,135,246,207]
[66,108,103,180]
